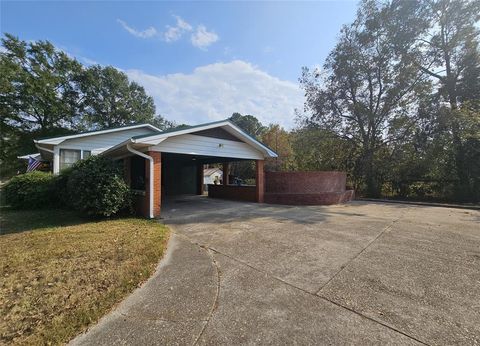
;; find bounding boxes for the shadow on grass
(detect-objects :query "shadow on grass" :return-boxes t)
[0,206,94,235]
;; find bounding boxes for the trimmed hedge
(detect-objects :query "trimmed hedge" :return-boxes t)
[66,156,130,217]
[4,171,55,209]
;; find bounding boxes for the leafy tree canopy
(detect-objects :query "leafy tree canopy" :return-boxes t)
[229,112,266,139]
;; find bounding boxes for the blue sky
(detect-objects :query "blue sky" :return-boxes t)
[2,1,358,128]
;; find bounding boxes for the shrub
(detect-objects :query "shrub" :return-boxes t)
[4,171,55,209]
[67,156,130,217]
[51,167,73,206]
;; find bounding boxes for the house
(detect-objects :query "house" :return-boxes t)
[31,120,278,218]
[203,167,223,189]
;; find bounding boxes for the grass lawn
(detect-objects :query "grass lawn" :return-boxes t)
[0,207,169,345]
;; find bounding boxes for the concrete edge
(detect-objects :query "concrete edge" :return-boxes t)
[357,198,480,210]
[69,232,178,345]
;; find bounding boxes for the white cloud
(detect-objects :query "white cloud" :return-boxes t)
[163,15,193,42]
[116,16,218,50]
[174,15,192,31]
[126,60,303,128]
[190,25,219,50]
[117,19,157,39]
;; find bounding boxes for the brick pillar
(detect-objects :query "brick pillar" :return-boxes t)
[223,162,230,185]
[255,160,265,203]
[145,151,162,218]
[123,157,131,186]
[197,164,204,195]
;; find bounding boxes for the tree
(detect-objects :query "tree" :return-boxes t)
[391,0,480,192]
[261,124,295,171]
[229,112,266,139]
[151,114,177,131]
[391,0,480,109]
[79,65,155,129]
[300,0,425,196]
[1,34,83,176]
[1,34,167,177]
[1,34,84,132]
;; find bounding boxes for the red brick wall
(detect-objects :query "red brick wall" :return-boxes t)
[264,171,354,205]
[208,185,256,202]
[256,160,265,203]
[137,152,162,218]
[149,151,162,217]
[265,171,347,193]
[265,191,354,205]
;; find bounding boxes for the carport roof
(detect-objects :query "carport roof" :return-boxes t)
[102,119,278,159]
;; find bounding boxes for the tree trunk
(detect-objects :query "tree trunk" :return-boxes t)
[362,146,381,198]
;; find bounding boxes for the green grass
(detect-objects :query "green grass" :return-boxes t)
[0,207,169,345]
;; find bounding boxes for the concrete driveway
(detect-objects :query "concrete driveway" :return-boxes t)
[73,197,480,345]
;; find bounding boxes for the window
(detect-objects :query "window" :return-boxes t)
[59,149,91,171]
[60,149,81,170]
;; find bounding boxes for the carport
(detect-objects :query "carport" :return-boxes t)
[101,120,277,218]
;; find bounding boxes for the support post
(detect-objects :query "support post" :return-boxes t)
[223,162,230,185]
[145,151,162,218]
[197,163,204,195]
[255,160,265,203]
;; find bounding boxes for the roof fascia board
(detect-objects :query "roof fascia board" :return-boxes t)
[34,124,161,145]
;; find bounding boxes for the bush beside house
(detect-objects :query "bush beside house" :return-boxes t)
[67,156,130,217]
[3,171,55,209]
[4,157,130,217]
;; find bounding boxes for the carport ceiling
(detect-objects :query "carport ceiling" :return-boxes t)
[162,152,250,164]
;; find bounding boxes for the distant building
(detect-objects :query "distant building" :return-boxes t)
[204,167,223,189]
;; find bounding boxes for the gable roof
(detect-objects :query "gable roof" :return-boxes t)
[34,123,161,145]
[128,119,277,158]
[204,167,223,176]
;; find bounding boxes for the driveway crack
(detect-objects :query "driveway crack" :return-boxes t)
[315,207,412,295]
[192,246,221,346]
[205,236,429,346]
[168,211,429,346]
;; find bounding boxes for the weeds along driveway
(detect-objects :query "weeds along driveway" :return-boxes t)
[73,197,480,345]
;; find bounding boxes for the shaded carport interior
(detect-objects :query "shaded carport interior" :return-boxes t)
[160,152,251,198]
[101,120,276,218]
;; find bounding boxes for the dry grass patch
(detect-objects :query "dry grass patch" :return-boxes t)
[0,208,169,345]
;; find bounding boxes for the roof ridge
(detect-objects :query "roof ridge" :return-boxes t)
[35,123,159,142]
[131,119,231,140]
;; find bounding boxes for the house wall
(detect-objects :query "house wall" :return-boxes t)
[204,172,222,185]
[53,127,157,174]
[149,134,264,160]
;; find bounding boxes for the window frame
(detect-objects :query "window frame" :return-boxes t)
[58,148,93,171]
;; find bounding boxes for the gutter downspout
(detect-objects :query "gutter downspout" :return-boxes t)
[126,142,154,219]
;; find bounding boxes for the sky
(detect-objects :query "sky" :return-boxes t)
[1,1,358,128]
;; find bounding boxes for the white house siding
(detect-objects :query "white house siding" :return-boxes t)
[149,134,264,160]
[53,127,156,174]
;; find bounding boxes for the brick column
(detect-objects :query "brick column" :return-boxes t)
[197,164,204,195]
[223,162,230,185]
[255,160,265,203]
[145,151,162,218]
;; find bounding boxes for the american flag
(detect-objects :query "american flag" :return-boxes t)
[27,156,42,172]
